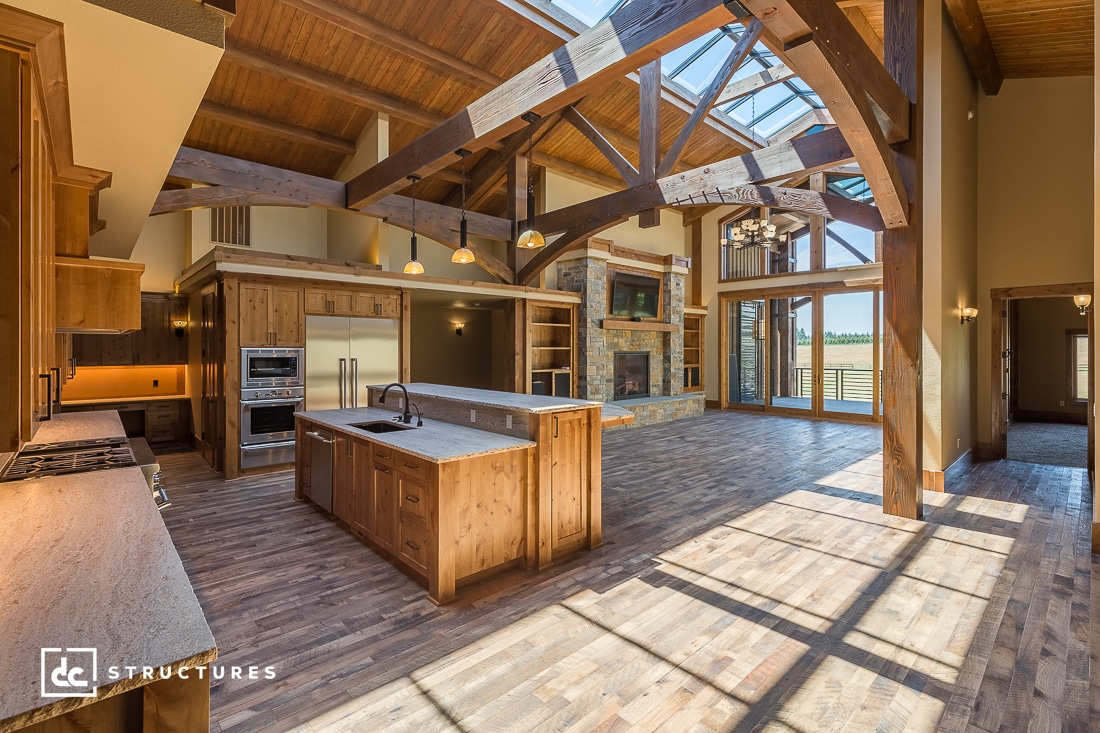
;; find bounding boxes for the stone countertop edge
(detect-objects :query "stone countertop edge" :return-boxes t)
[365,383,604,414]
[0,466,217,730]
[297,408,535,463]
[27,411,127,444]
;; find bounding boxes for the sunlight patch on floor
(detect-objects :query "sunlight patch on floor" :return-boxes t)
[296,483,1021,732]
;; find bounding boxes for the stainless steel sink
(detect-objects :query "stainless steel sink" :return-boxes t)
[349,421,414,434]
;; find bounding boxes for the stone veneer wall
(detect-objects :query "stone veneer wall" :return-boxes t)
[558,252,699,427]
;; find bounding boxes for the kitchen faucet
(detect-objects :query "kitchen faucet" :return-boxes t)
[378,383,413,424]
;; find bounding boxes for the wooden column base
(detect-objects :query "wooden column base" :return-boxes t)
[922,469,945,493]
[1092,523,1100,554]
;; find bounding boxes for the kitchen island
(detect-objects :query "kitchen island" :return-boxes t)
[296,385,606,604]
[0,412,216,732]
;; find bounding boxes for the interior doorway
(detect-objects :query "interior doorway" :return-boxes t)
[991,284,1093,469]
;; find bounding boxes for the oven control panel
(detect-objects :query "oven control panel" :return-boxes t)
[245,386,305,401]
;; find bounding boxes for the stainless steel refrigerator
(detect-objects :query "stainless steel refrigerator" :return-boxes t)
[305,316,400,410]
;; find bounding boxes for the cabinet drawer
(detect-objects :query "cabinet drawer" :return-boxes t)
[398,516,430,576]
[370,443,396,467]
[394,451,428,479]
[398,473,430,522]
[146,401,180,418]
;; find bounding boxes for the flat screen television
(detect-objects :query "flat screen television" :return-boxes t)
[611,272,661,319]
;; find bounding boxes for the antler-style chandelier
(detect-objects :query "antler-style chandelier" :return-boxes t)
[721,215,779,250]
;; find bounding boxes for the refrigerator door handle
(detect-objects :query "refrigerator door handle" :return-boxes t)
[351,358,359,408]
[338,358,347,409]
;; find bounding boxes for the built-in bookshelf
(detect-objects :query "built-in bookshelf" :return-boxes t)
[683,313,704,392]
[529,303,575,398]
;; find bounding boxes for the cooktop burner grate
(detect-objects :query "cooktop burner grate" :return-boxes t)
[1,437,137,482]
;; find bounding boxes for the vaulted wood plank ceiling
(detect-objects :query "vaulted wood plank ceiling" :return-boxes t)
[182,0,753,216]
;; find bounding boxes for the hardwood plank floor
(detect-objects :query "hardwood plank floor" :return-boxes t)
[155,410,1097,732]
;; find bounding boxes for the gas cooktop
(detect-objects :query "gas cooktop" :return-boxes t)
[1,437,137,482]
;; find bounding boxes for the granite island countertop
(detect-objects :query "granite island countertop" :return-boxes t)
[297,407,535,463]
[0,434,216,729]
[367,383,603,414]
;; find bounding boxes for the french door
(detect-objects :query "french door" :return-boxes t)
[722,288,881,422]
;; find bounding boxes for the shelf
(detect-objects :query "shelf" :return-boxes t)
[532,346,570,351]
[531,368,572,373]
[532,322,571,327]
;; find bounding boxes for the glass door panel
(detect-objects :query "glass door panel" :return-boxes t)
[727,299,765,406]
[769,296,813,411]
[821,291,876,416]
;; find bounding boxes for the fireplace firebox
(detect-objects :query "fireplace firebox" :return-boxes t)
[613,352,650,400]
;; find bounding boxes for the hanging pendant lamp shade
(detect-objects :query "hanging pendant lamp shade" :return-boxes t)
[452,148,476,264]
[516,112,545,249]
[404,174,424,275]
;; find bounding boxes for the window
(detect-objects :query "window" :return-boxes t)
[210,206,251,247]
[1068,331,1089,401]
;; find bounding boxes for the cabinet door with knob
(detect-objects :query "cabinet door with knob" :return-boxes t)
[239,283,304,347]
[239,283,273,347]
[370,461,397,553]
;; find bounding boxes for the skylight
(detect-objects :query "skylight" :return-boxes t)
[548,0,825,140]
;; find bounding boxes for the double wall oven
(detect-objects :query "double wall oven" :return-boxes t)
[240,348,305,469]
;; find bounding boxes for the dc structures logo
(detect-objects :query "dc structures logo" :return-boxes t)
[40,648,98,698]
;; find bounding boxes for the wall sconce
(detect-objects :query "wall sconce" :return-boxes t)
[172,318,188,338]
[454,322,465,336]
[960,307,978,324]
[1074,294,1091,315]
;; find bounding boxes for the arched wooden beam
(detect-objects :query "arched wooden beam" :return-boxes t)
[516,218,628,286]
[741,0,910,228]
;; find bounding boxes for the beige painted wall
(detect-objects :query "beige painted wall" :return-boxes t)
[1015,298,1088,420]
[188,206,330,263]
[976,76,1094,445]
[922,4,979,472]
[130,212,187,292]
[410,304,495,389]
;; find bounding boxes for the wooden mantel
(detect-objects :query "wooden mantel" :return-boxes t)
[600,319,678,332]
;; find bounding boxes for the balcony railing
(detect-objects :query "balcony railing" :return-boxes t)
[796,367,877,402]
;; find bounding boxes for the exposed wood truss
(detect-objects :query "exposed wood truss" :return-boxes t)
[943,0,1004,95]
[715,63,795,106]
[163,148,515,283]
[345,0,737,209]
[658,19,764,177]
[561,106,639,185]
[536,127,862,235]
[742,0,911,228]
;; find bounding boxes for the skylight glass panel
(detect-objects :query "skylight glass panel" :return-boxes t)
[726,83,791,125]
[669,34,736,94]
[661,34,713,79]
[729,57,767,83]
[551,0,621,25]
[754,97,811,137]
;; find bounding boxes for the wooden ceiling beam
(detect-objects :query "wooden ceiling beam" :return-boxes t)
[715,63,795,106]
[536,126,858,236]
[767,108,834,145]
[842,7,883,62]
[782,35,908,227]
[344,0,737,210]
[151,186,306,215]
[658,18,764,177]
[223,44,446,130]
[671,186,883,230]
[441,115,556,210]
[279,0,503,90]
[532,151,623,191]
[742,0,910,144]
[943,0,1004,94]
[195,100,357,156]
[561,106,640,185]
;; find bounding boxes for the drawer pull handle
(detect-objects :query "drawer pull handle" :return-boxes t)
[404,541,420,552]
[376,465,390,473]
[375,452,390,459]
[404,462,418,470]
[404,495,420,504]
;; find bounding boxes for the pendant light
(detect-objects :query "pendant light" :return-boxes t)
[403,174,424,275]
[516,111,545,249]
[451,148,475,264]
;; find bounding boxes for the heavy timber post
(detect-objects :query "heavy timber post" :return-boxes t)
[882,0,924,519]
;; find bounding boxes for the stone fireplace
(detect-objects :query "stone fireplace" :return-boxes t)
[613,352,650,400]
[556,242,706,425]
